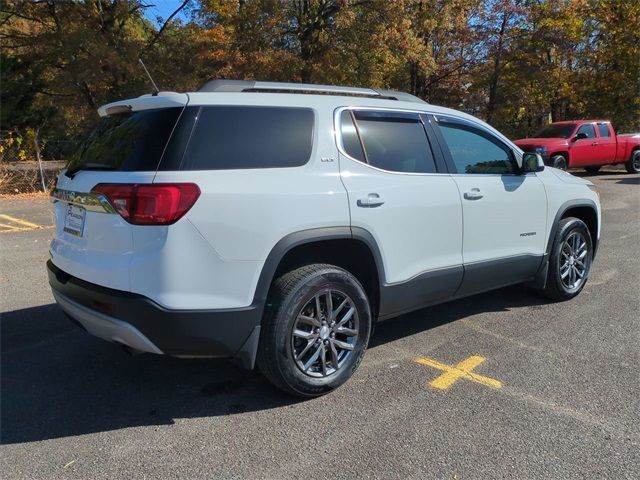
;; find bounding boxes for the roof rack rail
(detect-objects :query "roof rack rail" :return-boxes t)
[196,80,427,104]
[375,89,427,104]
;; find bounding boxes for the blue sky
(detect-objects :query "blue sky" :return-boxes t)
[143,0,191,25]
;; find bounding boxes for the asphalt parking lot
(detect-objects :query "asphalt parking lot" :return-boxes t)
[1,171,639,479]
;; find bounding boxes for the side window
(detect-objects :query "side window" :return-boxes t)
[597,123,610,138]
[180,106,314,170]
[340,110,437,174]
[437,121,516,175]
[339,110,365,162]
[576,124,596,139]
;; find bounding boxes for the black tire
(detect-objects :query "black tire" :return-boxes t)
[625,150,640,174]
[541,217,593,301]
[584,166,601,173]
[257,263,372,397]
[551,154,568,170]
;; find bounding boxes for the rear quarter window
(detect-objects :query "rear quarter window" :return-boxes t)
[175,106,314,170]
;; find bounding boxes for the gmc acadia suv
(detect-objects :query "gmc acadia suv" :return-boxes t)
[48,80,601,396]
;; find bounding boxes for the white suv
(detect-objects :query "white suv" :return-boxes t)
[49,80,601,396]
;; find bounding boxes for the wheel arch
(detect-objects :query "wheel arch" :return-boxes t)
[550,151,570,165]
[547,200,599,260]
[252,227,385,319]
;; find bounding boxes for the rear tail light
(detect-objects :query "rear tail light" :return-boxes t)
[91,183,200,225]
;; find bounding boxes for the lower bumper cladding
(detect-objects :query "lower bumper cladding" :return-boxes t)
[47,260,262,368]
[52,290,163,354]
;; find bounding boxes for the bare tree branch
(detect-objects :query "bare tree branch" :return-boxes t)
[0,9,51,27]
[35,89,75,97]
[145,0,189,50]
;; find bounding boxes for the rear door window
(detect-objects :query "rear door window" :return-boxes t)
[339,110,366,162]
[176,106,314,170]
[340,110,437,174]
[597,123,611,137]
[67,107,183,172]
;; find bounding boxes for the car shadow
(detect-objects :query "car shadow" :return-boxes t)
[573,169,629,178]
[615,177,640,185]
[1,284,549,444]
[370,284,550,347]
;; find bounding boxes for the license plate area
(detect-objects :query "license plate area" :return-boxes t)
[63,204,86,237]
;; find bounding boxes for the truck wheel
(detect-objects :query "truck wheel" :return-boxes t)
[625,150,640,174]
[551,155,568,170]
[257,263,372,397]
[540,217,593,301]
[584,166,601,174]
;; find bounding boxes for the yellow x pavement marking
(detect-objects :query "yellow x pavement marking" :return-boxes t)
[414,355,503,390]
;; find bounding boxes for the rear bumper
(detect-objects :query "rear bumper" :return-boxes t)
[47,261,262,368]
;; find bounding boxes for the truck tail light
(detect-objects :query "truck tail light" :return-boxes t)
[91,183,200,225]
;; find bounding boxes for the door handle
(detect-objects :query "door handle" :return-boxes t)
[357,193,385,208]
[463,188,484,200]
[591,141,598,146]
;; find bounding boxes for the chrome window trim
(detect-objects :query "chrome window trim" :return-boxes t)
[50,188,116,214]
[333,106,444,177]
[447,172,538,177]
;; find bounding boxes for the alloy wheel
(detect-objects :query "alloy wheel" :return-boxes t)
[560,231,589,290]
[291,289,359,378]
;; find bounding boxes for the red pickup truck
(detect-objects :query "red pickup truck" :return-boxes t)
[514,120,640,173]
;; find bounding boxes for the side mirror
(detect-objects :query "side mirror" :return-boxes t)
[574,132,588,140]
[522,152,545,173]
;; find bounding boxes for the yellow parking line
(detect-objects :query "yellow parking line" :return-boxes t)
[0,226,54,233]
[0,222,21,232]
[0,214,41,229]
[0,226,41,233]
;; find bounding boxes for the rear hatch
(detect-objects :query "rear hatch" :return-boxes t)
[51,94,188,290]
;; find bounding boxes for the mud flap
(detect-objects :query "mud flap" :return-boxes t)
[232,325,261,370]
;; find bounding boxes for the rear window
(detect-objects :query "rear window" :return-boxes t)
[67,107,182,172]
[174,106,314,170]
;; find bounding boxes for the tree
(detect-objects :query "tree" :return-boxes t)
[1,0,638,153]
[0,0,194,144]
[578,0,640,132]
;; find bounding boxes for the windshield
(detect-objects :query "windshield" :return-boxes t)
[532,123,576,139]
[66,107,183,173]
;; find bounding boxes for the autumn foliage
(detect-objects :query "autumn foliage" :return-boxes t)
[1,0,638,158]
